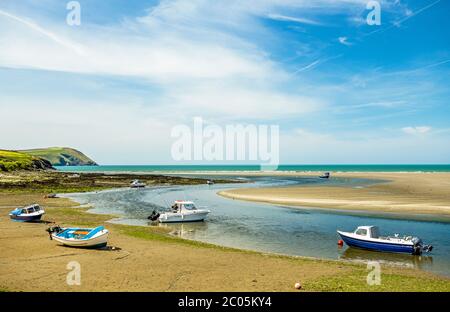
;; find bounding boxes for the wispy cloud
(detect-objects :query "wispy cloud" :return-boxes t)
[0,9,86,55]
[402,126,432,135]
[266,13,323,26]
[338,36,352,46]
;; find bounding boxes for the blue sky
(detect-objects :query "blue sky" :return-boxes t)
[0,0,449,164]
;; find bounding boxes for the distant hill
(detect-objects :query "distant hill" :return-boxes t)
[19,147,98,166]
[0,150,54,172]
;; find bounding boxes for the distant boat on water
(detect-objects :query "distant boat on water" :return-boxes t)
[337,226,433,255]
[130,179,146,188]
[9,204,45,222]
[319,172,330,179]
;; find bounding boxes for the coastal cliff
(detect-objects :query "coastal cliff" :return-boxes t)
[0,150,54,172]
[19,147,98,166]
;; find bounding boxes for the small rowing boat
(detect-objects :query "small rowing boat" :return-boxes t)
[9,204,45,222]
[51,226,109,248]
[337,225,433,255]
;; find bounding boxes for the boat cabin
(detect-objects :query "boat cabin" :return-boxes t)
[19,204,41,215]
[171,200,198,212]
[353,226,380,238]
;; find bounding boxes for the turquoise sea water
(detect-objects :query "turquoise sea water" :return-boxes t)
[56,164,450,172]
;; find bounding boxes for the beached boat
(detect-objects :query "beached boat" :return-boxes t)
[9,204,45,222]
[337,226,433,255]
[157,200,210,223]
[130,179,146,188]
[319,172,330,179]
[51,226,109,248]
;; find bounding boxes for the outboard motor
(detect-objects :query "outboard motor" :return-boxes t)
[45,225,62,240]
[411,237,433,255]
[148,210,160,222]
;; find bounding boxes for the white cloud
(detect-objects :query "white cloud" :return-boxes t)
[338,36,352,46]
[402,126,432,135]
[266,13,323,26]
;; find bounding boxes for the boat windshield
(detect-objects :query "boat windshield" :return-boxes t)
[183,203,197,210]
[355,228,367,236]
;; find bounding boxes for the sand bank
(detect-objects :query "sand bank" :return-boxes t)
[218,172,450,218]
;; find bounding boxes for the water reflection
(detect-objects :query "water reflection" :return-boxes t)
[339,247,434,270]
[156,222,209,238]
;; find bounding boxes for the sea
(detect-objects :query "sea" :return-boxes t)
[55,164,450,173]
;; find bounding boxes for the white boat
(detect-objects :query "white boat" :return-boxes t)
[337,225,432,255]
[158,200,210,223]
[51,226,109,248]
[130,179,146,188]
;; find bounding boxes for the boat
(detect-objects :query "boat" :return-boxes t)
[157,200,210,223]
[337,225,433,255]
[206,180,214,185]
[130,179,146,188]
[9,204,45,222]
[319,172,330,179]
[51,226,109,248]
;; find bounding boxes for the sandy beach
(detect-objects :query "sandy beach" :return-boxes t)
[218,172,450,218]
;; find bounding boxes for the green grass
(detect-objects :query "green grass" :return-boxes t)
[0,150,39,171]
[20,147,97,166]
[305,268,450,292]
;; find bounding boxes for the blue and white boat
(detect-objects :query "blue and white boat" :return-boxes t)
[9,204,45,222]
[337,226,433,255]
[51,226,109,248]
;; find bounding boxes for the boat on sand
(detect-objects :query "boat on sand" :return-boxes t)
[51,226,109,248]
[9,204,45,222]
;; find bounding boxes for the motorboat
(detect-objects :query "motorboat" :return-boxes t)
[9,204,45,222]
[337,225,432,255]
[206,180,215,185]
[157,200,210,223]
[319,172,330,179]
[130,179,146,188]
[51,226,109,248]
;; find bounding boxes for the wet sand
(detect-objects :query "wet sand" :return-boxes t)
[1,191,449,291]
[218,172,450,217]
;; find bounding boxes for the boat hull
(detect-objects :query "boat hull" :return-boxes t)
[338,231,414,254]
[159,211,209,223]
[52,231,109,248]
[9,211,44,222]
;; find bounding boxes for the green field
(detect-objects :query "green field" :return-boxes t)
[0,150,53,171]
[19,147,97,166]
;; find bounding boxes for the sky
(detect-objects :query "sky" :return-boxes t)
[0,0,449,165]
